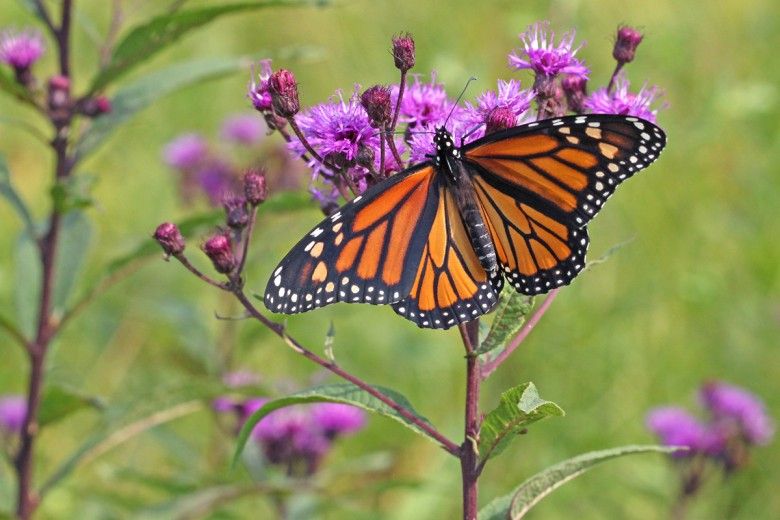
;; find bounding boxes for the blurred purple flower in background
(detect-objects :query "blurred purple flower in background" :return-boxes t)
[214,390,366,477]
[700,381,775,445]
[0,28,44,70]
[646,406,724,457]
[584,74,661,122]
[163,133,209,170]
[220,114,265,145]
[0,395,27,434]
[508,22,589,80]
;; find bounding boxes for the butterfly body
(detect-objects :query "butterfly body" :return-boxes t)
[264,114,666,329]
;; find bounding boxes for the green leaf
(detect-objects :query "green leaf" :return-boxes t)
[50,174,96,213]
[53,212,92,313]
[476,290,533,355]
[14,231,40,337]
[478,445,683,520]
[0,154,36,237]
[39,384,104,427]
[478,383,564,464]
[0,66,37,107]
[77,56,252,159]
[89,1,323,92]
[324,322,335,362]
[234,383,435,465]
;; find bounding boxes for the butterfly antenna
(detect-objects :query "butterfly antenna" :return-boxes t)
[444,76,477,127]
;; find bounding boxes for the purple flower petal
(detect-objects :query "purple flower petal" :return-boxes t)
[163,133,208,170]
[463,79,535,131]
[311,403,366,436]
[508,22,589,79]
[646,406,710,456]
[0,395,27,433]
[700,381,775,445]
[0,28,45,69]
[584,74,661,122]
[220,114,265,145]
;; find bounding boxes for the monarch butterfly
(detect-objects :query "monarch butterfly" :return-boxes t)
[264,114,666,329]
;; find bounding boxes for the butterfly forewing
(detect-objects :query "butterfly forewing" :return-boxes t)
[464,114,666,228]
[264,164,438,313]
[391,185,503,328]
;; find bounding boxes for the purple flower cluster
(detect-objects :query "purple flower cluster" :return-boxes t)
[646,381,773,469]
[249,22,662,203]
[214,392,366,476]
[162,113,282,206]
[0,28,44,70]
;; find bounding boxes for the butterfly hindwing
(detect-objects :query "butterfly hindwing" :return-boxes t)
[464,114,666,227]
[392,184,503,329]
[264,164,439,313]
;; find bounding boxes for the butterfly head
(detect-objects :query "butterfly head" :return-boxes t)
[433,126,460,166]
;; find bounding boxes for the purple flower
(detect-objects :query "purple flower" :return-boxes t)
[0,395,27,433]
[508,22,589,80]
[247,59,273,112]
[406,113,474,164]
[311,403,366,437]
[195,161,238,205]
[253,406,308,442]
[163,133,208,170]
[646,407,716,456]
[584,74,661,123]
[700,382,775,445]
[464,79,535,131]
[222,370,260,388]
[212,396,238,414]
[0,28,44,69]
[220,114,265,145]
[393,73,463,128]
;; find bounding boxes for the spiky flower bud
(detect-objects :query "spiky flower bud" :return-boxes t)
[80,95,112,117]
[153,222,185,256]
[360,85,392,127]
[485,106,516,134]
[244,169,268,206]
[223,195,249,230]
[613,26,643,65]
[392,33,415,72]
[202,233,236,274]
[47,74,70,113]
[356,144,375,170]
[269,69,300,118]
[561,74,588,113]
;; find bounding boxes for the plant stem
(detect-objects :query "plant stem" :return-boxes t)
[227,288,460,455]
[607,62,624,94]
[14,2,74,517]
[459,321,481,520]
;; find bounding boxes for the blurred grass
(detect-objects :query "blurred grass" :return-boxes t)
[0,0,778,518]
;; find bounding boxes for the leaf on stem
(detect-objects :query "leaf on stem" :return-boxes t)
[478,445,683,520]
[39,384,104,427]
[14,231,40,337]
[0,153,37,237]
[89,0,324,92]
[50,175,96,213]
[53,212,92,313]
[478,382,564,465]
[233,383,436,465]
[0,66,38,107]
[476,290,534,356]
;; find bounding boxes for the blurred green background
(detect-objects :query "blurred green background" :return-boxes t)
[0,0,778,518]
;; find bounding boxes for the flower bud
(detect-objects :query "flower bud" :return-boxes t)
[269,69,300,118]
[47,74,70,113]
[244,169,268,206]
[0,29,45,87]
[356,144,375,170]
[613,26,643,64]
[392,33,415,72]
[80,95,112,117]
[153,222,185,256]
[360,85,392,127]
[561,74,588,113]
[202,233,236,274]
[485,106,516,134]
[223,195,249,230]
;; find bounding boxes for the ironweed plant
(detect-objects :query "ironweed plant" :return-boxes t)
[153,21,683,520]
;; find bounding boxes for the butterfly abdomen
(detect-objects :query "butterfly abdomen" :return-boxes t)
[450,176,498,275]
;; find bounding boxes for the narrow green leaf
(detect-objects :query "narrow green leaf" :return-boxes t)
[478,445,683,520]
[90,1,323,92]
[478,383,564,464]
[234,383,435,465]
[476,290,533,355]
[50,175,96,213]
[0,154,36,237]
[53,212,92,313]
[39,385,104,427]
[77,56,252,159]
[14,231,40,337]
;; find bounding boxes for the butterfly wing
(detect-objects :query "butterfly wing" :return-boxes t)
[391,183,503,329]
[464,114,665,295]
[264,163,439,313]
